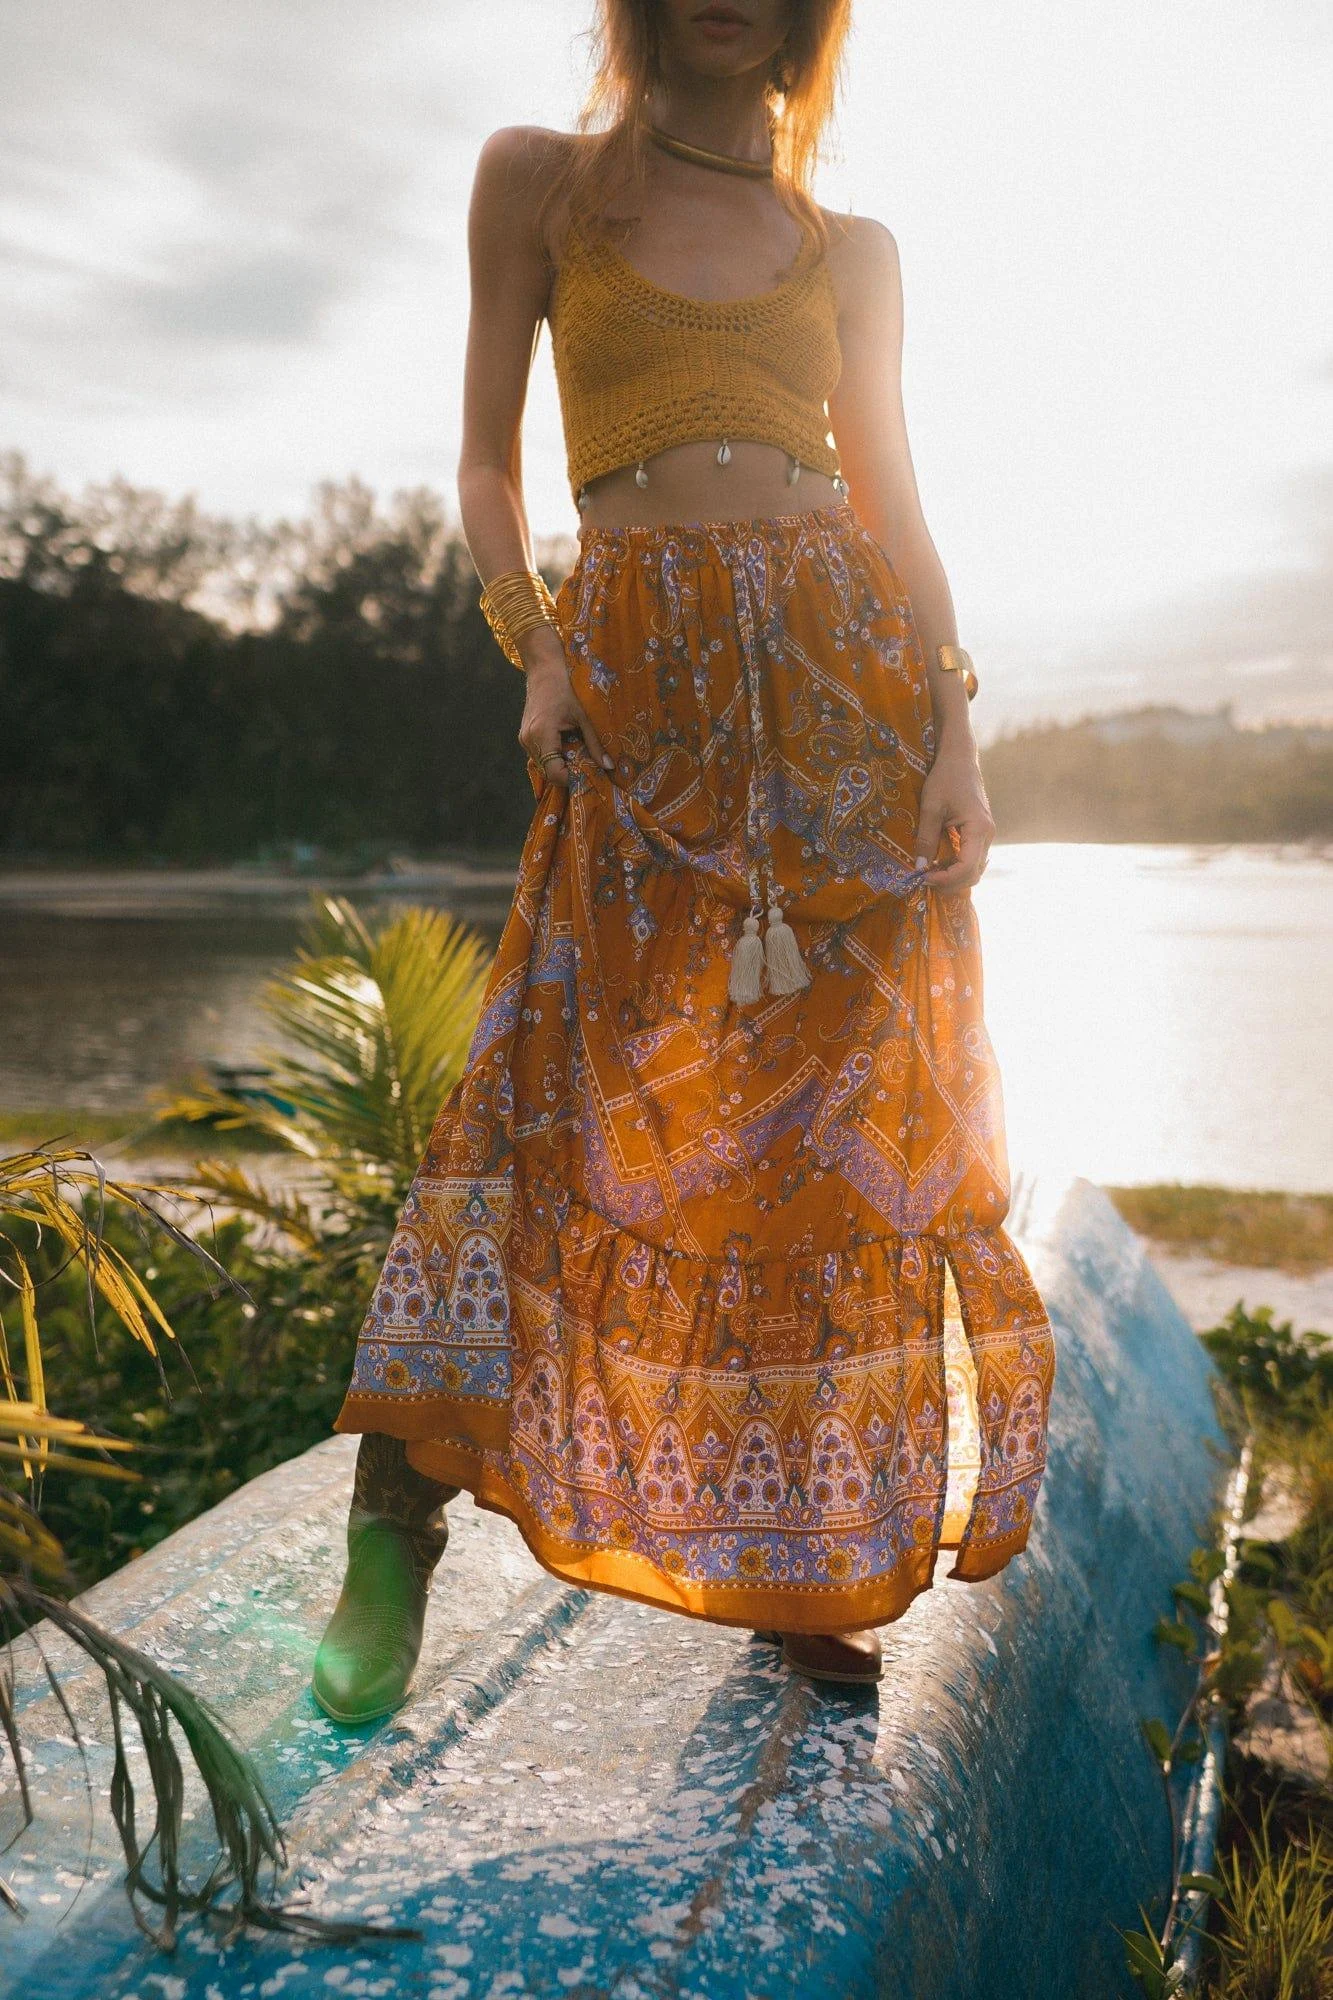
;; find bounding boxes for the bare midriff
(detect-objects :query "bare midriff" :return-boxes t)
[575,437,844,533]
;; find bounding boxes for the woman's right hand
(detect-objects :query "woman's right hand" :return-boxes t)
[517,631,614,786]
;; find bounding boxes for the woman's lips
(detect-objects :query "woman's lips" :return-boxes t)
[694,10,747,37]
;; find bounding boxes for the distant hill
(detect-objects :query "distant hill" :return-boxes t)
[980,703,1333,841]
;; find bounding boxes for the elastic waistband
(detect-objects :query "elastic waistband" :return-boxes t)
[575,496,859,553]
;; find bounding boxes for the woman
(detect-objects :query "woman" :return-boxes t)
[313,0,1056,1718]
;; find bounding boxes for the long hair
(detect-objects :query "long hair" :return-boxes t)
[535,1,853,267]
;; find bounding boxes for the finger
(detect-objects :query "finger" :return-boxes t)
[533,731,570,786]
[925,823,986,893]
[912,798,948,874]
[925,859,981,894]
[565,699,614,773]
[519,733,559,781]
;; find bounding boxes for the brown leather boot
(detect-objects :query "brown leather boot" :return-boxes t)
[312,1433,461,1725]
[754,1627,884,1686]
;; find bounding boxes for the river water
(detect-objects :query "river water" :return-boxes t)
[1,844,1328,1193]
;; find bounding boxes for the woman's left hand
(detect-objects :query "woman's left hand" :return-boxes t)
[913,747,995,893]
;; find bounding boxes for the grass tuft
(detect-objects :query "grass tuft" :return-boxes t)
[1105,1184,1333,1274]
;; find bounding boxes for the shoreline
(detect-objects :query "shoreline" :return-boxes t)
[0,837,1328,908]
[0,856,525,919]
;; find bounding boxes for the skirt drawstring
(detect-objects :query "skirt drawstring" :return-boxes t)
[726,554,812,1007]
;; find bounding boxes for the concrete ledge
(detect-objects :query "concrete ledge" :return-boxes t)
[0,1172,1233,1999]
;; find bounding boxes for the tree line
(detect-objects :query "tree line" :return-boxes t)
[0,451,540,860]
[1,450,1328,860]
[982,711,1332,843]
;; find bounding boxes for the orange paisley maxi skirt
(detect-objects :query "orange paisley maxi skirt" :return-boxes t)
[333,496,1057,1635]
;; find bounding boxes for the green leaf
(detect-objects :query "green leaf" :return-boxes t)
[1119,1912,1176,1998]
[1178,1872,1226,1898]
[1141,1715,1174,1764]
[1154,1616,1195,1653]
[1171,1579,1213,1616]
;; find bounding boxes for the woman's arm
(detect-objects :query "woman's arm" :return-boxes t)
[456,127,611,785]
[826,217,994,892]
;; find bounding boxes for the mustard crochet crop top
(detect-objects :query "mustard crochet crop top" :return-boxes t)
[547,214,845,507]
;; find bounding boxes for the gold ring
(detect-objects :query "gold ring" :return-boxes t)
[538,750,564,765]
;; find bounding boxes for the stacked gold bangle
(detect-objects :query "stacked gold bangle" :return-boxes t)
[936,644,979,700]
[479,567,561,671]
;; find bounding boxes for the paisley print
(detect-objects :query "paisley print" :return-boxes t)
[333,497,1056,1634]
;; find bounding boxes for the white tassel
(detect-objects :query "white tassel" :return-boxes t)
[728,911,766,1004]
[763,901,811,995]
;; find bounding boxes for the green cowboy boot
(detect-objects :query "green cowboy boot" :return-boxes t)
[312,1432,460,1725]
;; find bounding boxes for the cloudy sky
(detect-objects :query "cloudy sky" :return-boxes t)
[3,0,1329,737]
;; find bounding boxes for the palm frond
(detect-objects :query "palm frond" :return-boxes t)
[0,1147,236,1354]
[261,895,492,1176]
[172,1160,324,1252]
[3,1578,423,1949]
[0,1143,242,1523]
[0,1443,141,1478]
[153,1083,324,1162]
[0,1487,70,1584]
[156,893,494,1186]
[0,1145,407,1944]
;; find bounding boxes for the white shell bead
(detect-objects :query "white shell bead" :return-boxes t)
[635,461,649,488]
[716,438,731,466]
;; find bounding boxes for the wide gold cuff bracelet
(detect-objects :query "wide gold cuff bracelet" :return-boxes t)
[936,644,979,700]
[479,568,561,670]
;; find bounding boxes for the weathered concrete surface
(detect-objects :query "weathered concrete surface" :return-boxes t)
[0,1172,1233,1999]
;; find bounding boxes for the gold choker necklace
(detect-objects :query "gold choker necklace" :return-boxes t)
[645,122,774,180]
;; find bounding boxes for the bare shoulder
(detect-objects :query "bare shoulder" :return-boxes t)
[471,126,600,269]
[817,206,903,319]
[471,124,574,206]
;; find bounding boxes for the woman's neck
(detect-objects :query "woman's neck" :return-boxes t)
[644,82,774,165]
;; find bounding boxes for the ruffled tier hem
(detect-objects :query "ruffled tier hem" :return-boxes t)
[330,1405,1036,1634]
[334,1174,1053,1631]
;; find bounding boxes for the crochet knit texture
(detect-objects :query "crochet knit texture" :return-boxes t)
[548,214,844,503]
